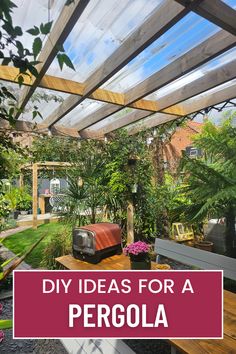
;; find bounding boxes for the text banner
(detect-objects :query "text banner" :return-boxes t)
[14,270,222,338]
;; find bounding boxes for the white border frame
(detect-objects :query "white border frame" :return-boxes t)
[13,269,224,340]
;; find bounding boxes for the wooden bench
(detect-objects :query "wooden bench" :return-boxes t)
[155,238,236,354]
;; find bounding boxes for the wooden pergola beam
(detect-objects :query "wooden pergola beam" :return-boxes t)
[164,82,236,116]
[156,59,236,111]
[72,30,236,131]
[175,0,236,35]
[0,119,80,138]
[32,163,38,229]
[42,0,194,127]
[0,65,162,114]
[82,0,190,96]
[1,28,234,126]
[21,161,73,170]
[15,0,90,119]
[83,59,236,137]
[125,30,236,105]
[126,83,236,135]
[79,56,236,133]
[0,66,125,106]
[126,113,179,136]
[79,110,152,138]
[73,104,124,131]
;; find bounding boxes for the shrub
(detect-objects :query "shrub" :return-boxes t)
[40,226,71,269]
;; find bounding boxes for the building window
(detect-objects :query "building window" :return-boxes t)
[189,148,198,157]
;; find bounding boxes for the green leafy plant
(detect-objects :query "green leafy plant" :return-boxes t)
[17,188,32,211]
[0,194,11,218]
[4,187,20,211]
[40,227,71,270]
[4,187,32,211]
[175,114,236,258]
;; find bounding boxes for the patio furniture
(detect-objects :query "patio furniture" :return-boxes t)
[55,253,169,271]
[39,194,52,215]
[49,193,67,213]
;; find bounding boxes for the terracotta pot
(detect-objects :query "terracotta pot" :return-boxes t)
[154,264,171,270]
[195,241,213,252]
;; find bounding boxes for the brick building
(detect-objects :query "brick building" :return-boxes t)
[164,121,203,172]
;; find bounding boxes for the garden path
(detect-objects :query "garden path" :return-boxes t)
[0,226,31,239]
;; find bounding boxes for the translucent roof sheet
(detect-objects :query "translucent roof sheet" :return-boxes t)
[145,47,236,101]
[102,12,220,93]
[20,88,69,124]
[86,107,134,132]
[125,79,236,133]
[9,0,65,55]
[46,0,163,82]
[222,0,236,9]
[59,99,107,127]
[178,79,236,106]
[0,80,21,111]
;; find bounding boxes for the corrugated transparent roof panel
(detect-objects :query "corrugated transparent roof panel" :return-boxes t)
[59,99,107,127]
[8,0,65,55]
[221,0,236,9]
[0,80,21,113]
[20,88,69,123]
[102,12,220,93]
[145,47,236,101]
[87,107,134,131]
[124,112,169,131]
[46,0,164,82]
[174,79,236,107]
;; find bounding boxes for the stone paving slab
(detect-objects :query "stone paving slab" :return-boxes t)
[0,244,31,270]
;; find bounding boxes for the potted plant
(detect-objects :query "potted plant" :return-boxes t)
[0,195,11,231]
[123,241,151,270]
[194,234,213,252]
[4,187,20,219]
[17,188,32,215]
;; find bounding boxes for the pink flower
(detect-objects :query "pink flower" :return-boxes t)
[123,241,150,256]
[0,330,4,343]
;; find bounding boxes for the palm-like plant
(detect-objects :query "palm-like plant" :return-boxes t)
[176,115,236,258]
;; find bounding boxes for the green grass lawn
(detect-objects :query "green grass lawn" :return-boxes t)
[3,222,68,268]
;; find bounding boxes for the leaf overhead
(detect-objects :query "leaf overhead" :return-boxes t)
[40,21,53,35]
[26,26,40,36]
[32,37,42,59]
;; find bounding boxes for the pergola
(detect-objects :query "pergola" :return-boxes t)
[20,162,73,229]
[0,0,236,139]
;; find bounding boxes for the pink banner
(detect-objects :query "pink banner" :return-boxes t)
[13,270,222,338]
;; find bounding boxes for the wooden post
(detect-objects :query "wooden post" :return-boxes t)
[127,201,134,244]
[19,173,24,188]
[32,163,38,229]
